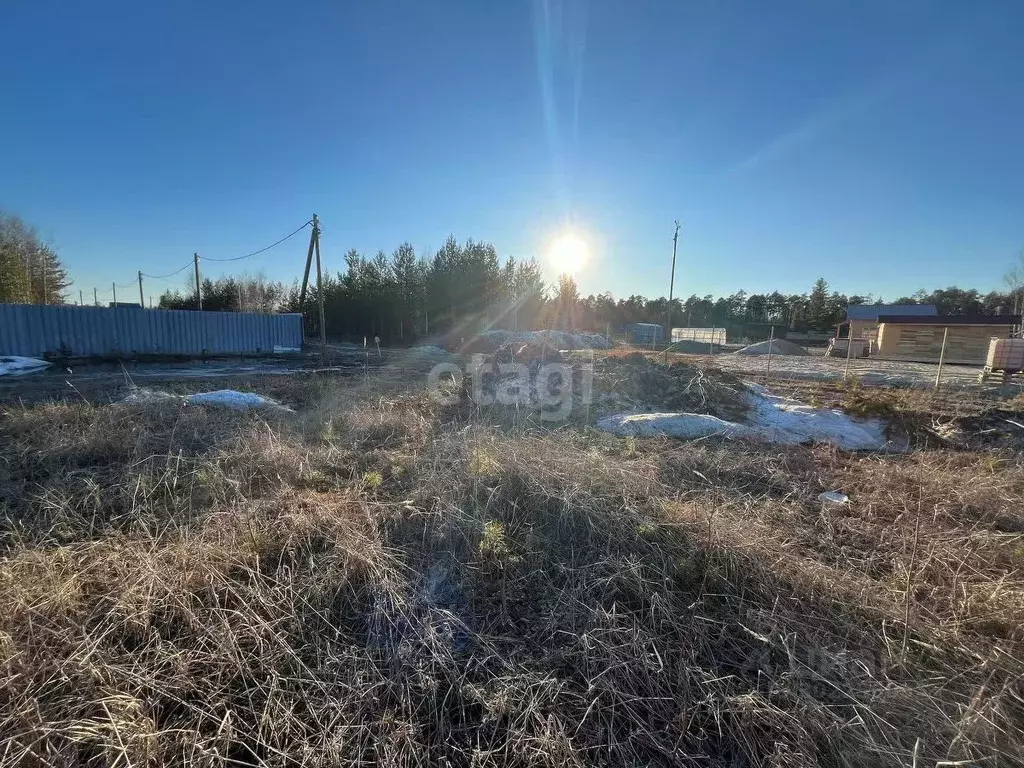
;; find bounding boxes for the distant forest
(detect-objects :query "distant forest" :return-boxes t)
[2,208,1018,344]
[158,236,1023,343]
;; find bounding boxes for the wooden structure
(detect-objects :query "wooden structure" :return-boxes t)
[874,315,1019,365]
[844,304,937,349]
[979,337,1024,383]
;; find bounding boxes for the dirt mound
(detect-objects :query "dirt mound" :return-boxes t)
[667,340,720,354]
[734,338,808,356]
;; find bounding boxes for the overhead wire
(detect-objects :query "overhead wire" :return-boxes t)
[202,220,313,262]
[142,262,193,280]
[93,219,314,297]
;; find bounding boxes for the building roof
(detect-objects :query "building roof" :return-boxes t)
[877,314,1020,326]
[846,304,937,321]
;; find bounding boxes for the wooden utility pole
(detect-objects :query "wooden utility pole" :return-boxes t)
[93,287,98,307]
[664,220,680,362]
[138,271,145,307]
[934,327,949,390]
[312,214,327,356]
[194,253,202,310]
[112,282,117,306]
[298,222,316,309]
[79,289,84,306]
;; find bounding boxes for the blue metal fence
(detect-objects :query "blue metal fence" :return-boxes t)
[0,304,303,358]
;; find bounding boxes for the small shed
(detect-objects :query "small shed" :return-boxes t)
[624,323,665,345]
[844,304,937,343]
[875,315,1020,365]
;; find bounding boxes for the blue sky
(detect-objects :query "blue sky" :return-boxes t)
[4,0,1023,305]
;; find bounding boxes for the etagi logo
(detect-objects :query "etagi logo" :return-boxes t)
[427,354,593,421]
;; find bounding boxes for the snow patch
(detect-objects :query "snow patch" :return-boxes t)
[411,345,451,357]
[0,356,52,376]
[123,388,290,411]
[597,384,904,452]
[273,345,301,354]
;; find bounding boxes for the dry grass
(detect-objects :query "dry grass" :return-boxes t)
[1,371,1023,766]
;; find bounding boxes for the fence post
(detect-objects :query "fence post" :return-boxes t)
[844,324,854,383]
[765,325,775,383]
[934,327,949,390]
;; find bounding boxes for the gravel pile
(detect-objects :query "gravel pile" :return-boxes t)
[734,339,809,356]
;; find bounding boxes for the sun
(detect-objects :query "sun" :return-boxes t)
[547,232,590,275]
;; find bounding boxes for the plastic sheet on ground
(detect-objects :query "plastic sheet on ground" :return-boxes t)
[123,388,290,411]
[597,383,905,451]
[0,356,52,376]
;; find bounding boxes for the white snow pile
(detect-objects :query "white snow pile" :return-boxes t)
[273,345,301,354]
[476,330,612,351]
[597,384,904,451]
[123,388,290,411]
[734,339,808,356]
[0,356,52,376]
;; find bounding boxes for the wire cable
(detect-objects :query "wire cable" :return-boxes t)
[203,220,312,262]
[142,262,193,280]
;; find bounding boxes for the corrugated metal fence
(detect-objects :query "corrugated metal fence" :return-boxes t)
[0,304,303,358]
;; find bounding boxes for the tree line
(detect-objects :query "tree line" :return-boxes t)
[0,211,70,305]
[156,239,1020,343]
[3,207,1021,342]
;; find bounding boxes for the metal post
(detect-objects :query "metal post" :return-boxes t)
[112,282,117,306]
[193,253,202,310]
[665,221,680,362]
[313,214,327,357]
[843,322,854,383]
[765,325,775,382]
[934,326,949,390]
[138,271,144,307]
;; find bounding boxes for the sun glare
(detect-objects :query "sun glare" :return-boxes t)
[547,232,590,275]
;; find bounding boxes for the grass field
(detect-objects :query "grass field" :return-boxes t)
[1,356,1023,766]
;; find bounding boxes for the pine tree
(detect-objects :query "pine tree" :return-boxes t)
[0,210,70,304]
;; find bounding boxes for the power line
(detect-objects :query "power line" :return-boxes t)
[203,220,312,262]
[142,262,192,280]
[91,217,315,303]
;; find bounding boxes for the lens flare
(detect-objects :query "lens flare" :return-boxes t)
[547,232,589,274]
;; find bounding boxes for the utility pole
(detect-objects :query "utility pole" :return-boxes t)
[193,253,202,310]
[79,289,84,306]
[312,214,327,357]
[93,287,98,307]
[664,220,680,361]
[138,271,144,307]
[112,282,117,306]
